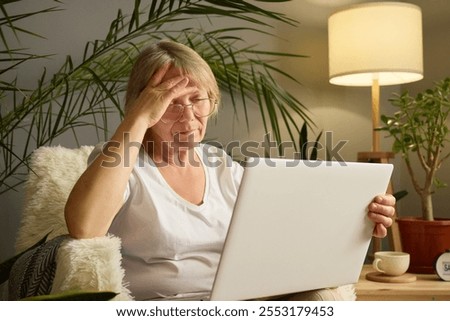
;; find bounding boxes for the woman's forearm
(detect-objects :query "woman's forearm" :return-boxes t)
[65,117,149,238]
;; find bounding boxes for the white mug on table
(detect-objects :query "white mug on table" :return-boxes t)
[373,251,410,276]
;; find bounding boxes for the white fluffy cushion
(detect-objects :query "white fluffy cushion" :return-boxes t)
[16,145,94,252]
[16,145,131,300]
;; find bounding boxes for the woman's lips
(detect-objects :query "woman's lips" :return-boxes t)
[175,129,197,136]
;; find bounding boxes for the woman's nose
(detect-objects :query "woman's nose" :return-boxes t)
[179,104,195,122]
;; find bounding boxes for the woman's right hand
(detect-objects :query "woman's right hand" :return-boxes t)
[125,63,196,128]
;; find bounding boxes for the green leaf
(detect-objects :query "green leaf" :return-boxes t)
[434,177,448,189]
[21,290,118,301]
[310,130,323,161]
[299,122,307,159]
[393,190,408,201]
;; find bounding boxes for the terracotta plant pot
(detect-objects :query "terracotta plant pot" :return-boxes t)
[397,217,450,274]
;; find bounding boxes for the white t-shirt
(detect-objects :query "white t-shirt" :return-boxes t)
[90,144,244,300]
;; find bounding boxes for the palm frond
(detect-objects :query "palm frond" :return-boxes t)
[1,0,311,194]
[0,4,61,51]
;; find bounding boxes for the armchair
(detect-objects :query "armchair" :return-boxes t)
[14,145,132,300]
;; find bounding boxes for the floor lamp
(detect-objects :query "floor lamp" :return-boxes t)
[328,2,423,255]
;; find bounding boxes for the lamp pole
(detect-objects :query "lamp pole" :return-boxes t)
[371,78,380,152]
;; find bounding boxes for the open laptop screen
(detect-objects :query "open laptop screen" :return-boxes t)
[210,158,393,301]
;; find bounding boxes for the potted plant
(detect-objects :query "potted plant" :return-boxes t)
[379,77,450,273]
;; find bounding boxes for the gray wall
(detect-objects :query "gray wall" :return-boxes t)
[2,0,450,265]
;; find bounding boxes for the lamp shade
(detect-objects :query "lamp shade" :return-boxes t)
[328,2,423,86]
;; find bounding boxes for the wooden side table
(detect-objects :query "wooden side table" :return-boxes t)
[356,265,450,301]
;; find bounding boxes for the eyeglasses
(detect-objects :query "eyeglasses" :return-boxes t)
[161,98,216,123]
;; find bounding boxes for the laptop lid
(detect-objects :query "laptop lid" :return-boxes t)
[210,158,393,301]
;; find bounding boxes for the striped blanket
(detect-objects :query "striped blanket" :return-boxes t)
[8,235,68,300]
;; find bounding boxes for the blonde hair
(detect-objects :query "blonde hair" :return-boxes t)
[125,40,220,114]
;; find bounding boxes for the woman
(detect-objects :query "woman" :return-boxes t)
[65,41,395,300]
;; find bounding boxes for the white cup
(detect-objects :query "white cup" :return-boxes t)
[373,251,410,276]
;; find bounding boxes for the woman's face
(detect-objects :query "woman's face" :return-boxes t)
[148,66,210,147]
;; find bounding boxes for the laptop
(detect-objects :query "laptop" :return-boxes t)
[208,157,393,301]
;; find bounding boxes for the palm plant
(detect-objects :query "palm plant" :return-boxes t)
[1,0,312,195]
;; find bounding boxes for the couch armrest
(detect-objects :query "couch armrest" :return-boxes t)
[51,235,133,301]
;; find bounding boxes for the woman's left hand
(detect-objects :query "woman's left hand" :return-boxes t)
[368,194,396,238]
